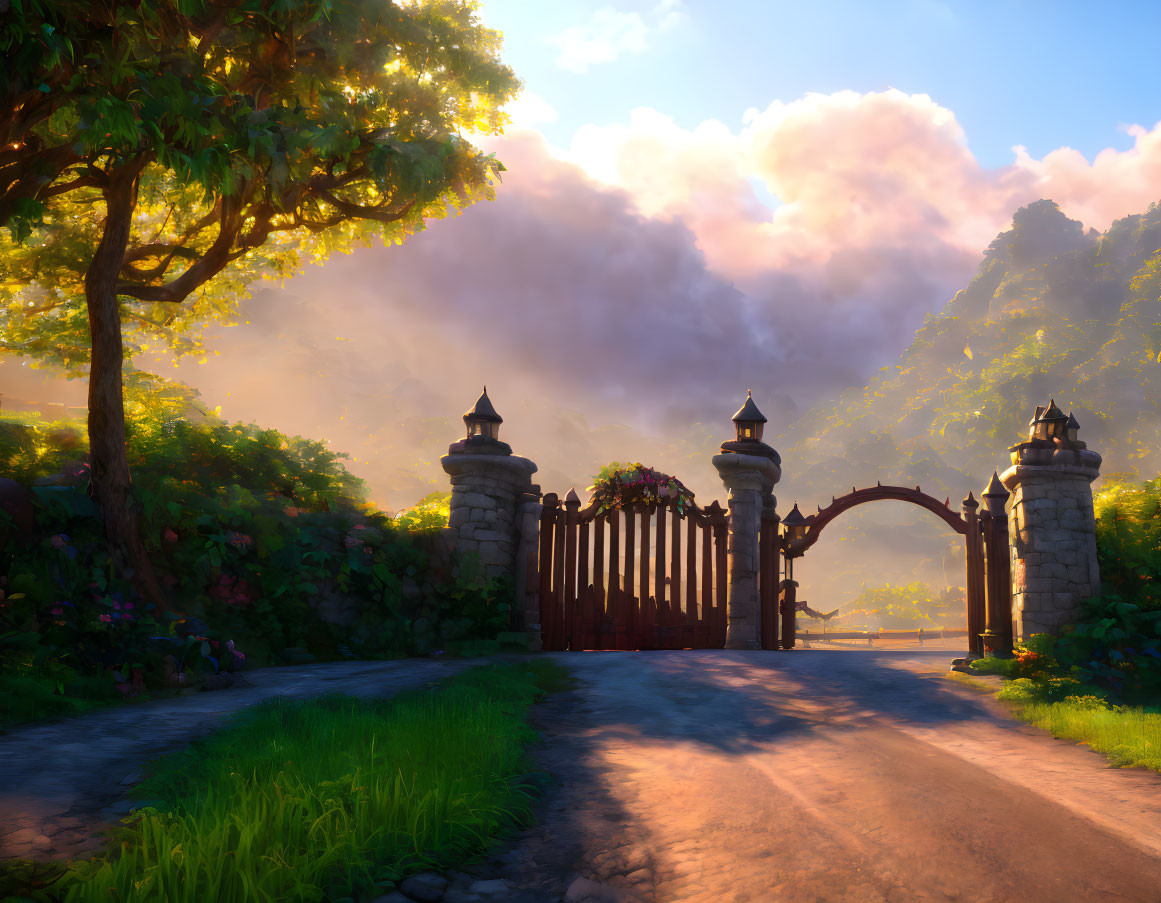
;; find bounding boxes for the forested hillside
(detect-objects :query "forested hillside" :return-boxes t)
[775,199,1161,613]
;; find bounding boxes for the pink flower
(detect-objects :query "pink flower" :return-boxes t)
[99,614,111,622]
[164,528,179,543]
[124,602,133,610]
[50,606,63,615]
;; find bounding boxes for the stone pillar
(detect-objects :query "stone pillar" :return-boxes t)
[440,389,539,649]
[714,392,782,650]
[999,404,1101,639]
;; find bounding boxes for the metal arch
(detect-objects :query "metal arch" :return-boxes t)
[794,484,968,555]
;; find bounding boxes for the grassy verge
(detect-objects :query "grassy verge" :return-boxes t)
[992,678,1161,772]
[968,656,1161,773]
[5,659,572,903]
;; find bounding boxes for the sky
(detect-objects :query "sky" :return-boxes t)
[6,0,1161,525]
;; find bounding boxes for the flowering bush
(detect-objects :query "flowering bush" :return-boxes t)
[587,462,695,514]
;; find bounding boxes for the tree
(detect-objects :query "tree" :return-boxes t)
[0,0,518,613]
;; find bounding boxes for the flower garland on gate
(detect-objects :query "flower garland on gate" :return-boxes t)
[587,462,695,514]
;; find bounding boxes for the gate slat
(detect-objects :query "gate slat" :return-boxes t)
[701,519,713,641]
[539,494,557,651]
[608,508,621,595]
[564,497,579,650]
[671,504,683,636]
[687,513,698,624]
[655,503,668,627]
[714,506,728,647]
[624,507,636,607]
[593,515,606,649]
[552,502,566,653]
[624,508,638,649]
[578,520,591,650]
[759,518,774,649]
[640,506,653,649]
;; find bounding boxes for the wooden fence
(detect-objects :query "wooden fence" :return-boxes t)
[538,492,731,651]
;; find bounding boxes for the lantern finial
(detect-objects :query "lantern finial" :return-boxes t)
[463,387,503,442]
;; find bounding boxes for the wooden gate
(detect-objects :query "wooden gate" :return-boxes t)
[538,491,731,651]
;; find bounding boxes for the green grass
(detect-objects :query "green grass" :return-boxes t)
[17,659,571,903]
[994,678,1161,772]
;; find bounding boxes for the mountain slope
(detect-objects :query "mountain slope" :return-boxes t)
[770,199,1161,614]
[775,198,1161,507]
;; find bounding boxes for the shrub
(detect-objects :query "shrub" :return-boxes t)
[0,378,517,725]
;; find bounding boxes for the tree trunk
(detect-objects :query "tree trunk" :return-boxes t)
[85,159,174,616]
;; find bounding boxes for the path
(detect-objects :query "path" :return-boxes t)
[5,650,1161,902]
[0,656,506,861]
[482,650,1161,903]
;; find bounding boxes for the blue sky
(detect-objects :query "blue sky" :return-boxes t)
[482,0,1161,170]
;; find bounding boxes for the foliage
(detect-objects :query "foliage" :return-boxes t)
[393,490,451,532]
[1,0,520,371]
[587,461,695,514]
[0,397,516,728]
[840,581,962,629]
[22,660,569,902]
[1094,478,1161,612]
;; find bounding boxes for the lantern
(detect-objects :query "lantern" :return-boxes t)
[731,390,767,443]
[1066,411,1079,444]
[782,502,808,548]
[464,386,502,441]
[1027,405,1045,441]
[1040,399,1067,441]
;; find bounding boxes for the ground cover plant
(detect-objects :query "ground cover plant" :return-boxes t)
[2,659,571,903]
[0,380,515,732]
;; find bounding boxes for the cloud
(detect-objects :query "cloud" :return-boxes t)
[502,90,558,129]
[1011,122,1161,233]
[549,1,687,73]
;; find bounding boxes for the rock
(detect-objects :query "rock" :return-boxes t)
[440,890,483,903]
[370,893,414,903]
[119,771,142,786]
[199,672,235,691]
[399,871,450,901]
[445,871,473,890]
[565,876,620,903]
[467,878,512,896]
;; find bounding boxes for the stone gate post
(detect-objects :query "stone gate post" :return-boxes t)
[999,401,1101,638]
[440,389,539,640]
[713,393,782,650]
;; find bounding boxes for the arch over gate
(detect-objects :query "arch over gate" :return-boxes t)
[784,483,988,655]
[794,484,967,553]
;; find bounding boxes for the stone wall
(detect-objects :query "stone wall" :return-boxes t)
[1000,449,1101,637]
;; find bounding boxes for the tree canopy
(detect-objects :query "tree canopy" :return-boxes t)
[0,0,520,613]
[1,0,518,369]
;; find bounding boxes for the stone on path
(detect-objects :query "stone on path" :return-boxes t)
[565,875,628,903]
[399,871,449,901]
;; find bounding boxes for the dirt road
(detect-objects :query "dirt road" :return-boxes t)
[490,649,1161,903]
[5,649,1161,902]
